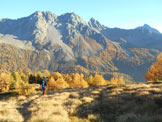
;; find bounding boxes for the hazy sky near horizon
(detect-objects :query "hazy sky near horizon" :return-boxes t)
[0,0,162,32]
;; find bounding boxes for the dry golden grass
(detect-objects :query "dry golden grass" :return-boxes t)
[81,97,94,103]
[28,96,70,122]
[1,82,162,122]
[0,100,24,122]
[69,92,80,99]
[29,105,70,122]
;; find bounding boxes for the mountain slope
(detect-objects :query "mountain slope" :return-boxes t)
[0,11,161,82]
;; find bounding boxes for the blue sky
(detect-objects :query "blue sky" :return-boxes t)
[0,0,162,32]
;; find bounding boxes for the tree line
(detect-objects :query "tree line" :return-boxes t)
[0,52,161,94]
[0,70,125,94]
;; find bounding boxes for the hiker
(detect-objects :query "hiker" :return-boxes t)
[42,75,47,95]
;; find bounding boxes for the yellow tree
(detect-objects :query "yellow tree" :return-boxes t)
[110,77,118,84]
[0,73,11,92]
[92,73,107,86]
[10,72,22,89]
[44,70,50,78]
[110,76,125,84]
[145,53,162,81]
[53,78,69,90]
[19,72,28,83]
[52,72,62,81]
[86,75,94,86]
[118,76,125,84]
[66,73,89,88]
[47,76,55,90]
[47,76,69,90]
[11,72,22,82]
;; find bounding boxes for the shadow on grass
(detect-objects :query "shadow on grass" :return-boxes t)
[16,94,41,122]
[0,91,18,100]
[74,85,162,122]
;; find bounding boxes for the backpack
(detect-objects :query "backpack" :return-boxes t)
[42,80,47,90]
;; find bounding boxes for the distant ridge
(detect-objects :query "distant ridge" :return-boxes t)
[136,24,161,34]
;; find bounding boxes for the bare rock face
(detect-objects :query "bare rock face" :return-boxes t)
[0,11,161,82]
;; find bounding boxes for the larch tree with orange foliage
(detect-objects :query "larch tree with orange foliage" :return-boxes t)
[109,76,125,85]
[65,73,89,88]
[0,73,11,92]
[145,53,162,82]
[92,73,107,86]
[47,76,55,90]
[48,72,69,90]
[86,75,94,85]
[44,70,50,78]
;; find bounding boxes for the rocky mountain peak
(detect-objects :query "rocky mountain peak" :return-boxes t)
[89,17,98,23]
[30,11,57,17]
[143,24,151,28]
[29,11,57,23]
[136,24,161,34]
[88,17,105,31]
[58,12,87,26]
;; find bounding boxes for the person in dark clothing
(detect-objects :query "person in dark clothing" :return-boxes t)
[42,75,47,95]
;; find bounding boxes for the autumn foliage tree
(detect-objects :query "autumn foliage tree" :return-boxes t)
[10,72,36,94]
[48,72,69,90]
[86,75,94,85]
[28,72,43,84]
[44,70,50,78]
[0,73,11,92]
[145,53,162,82]
[110,76,125,84]
[52,72,63,81]
[0,69,127,94]
[65,73,89,88]
[10,72,24,89]
[91,73,107,86]
[47,75,69,90]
